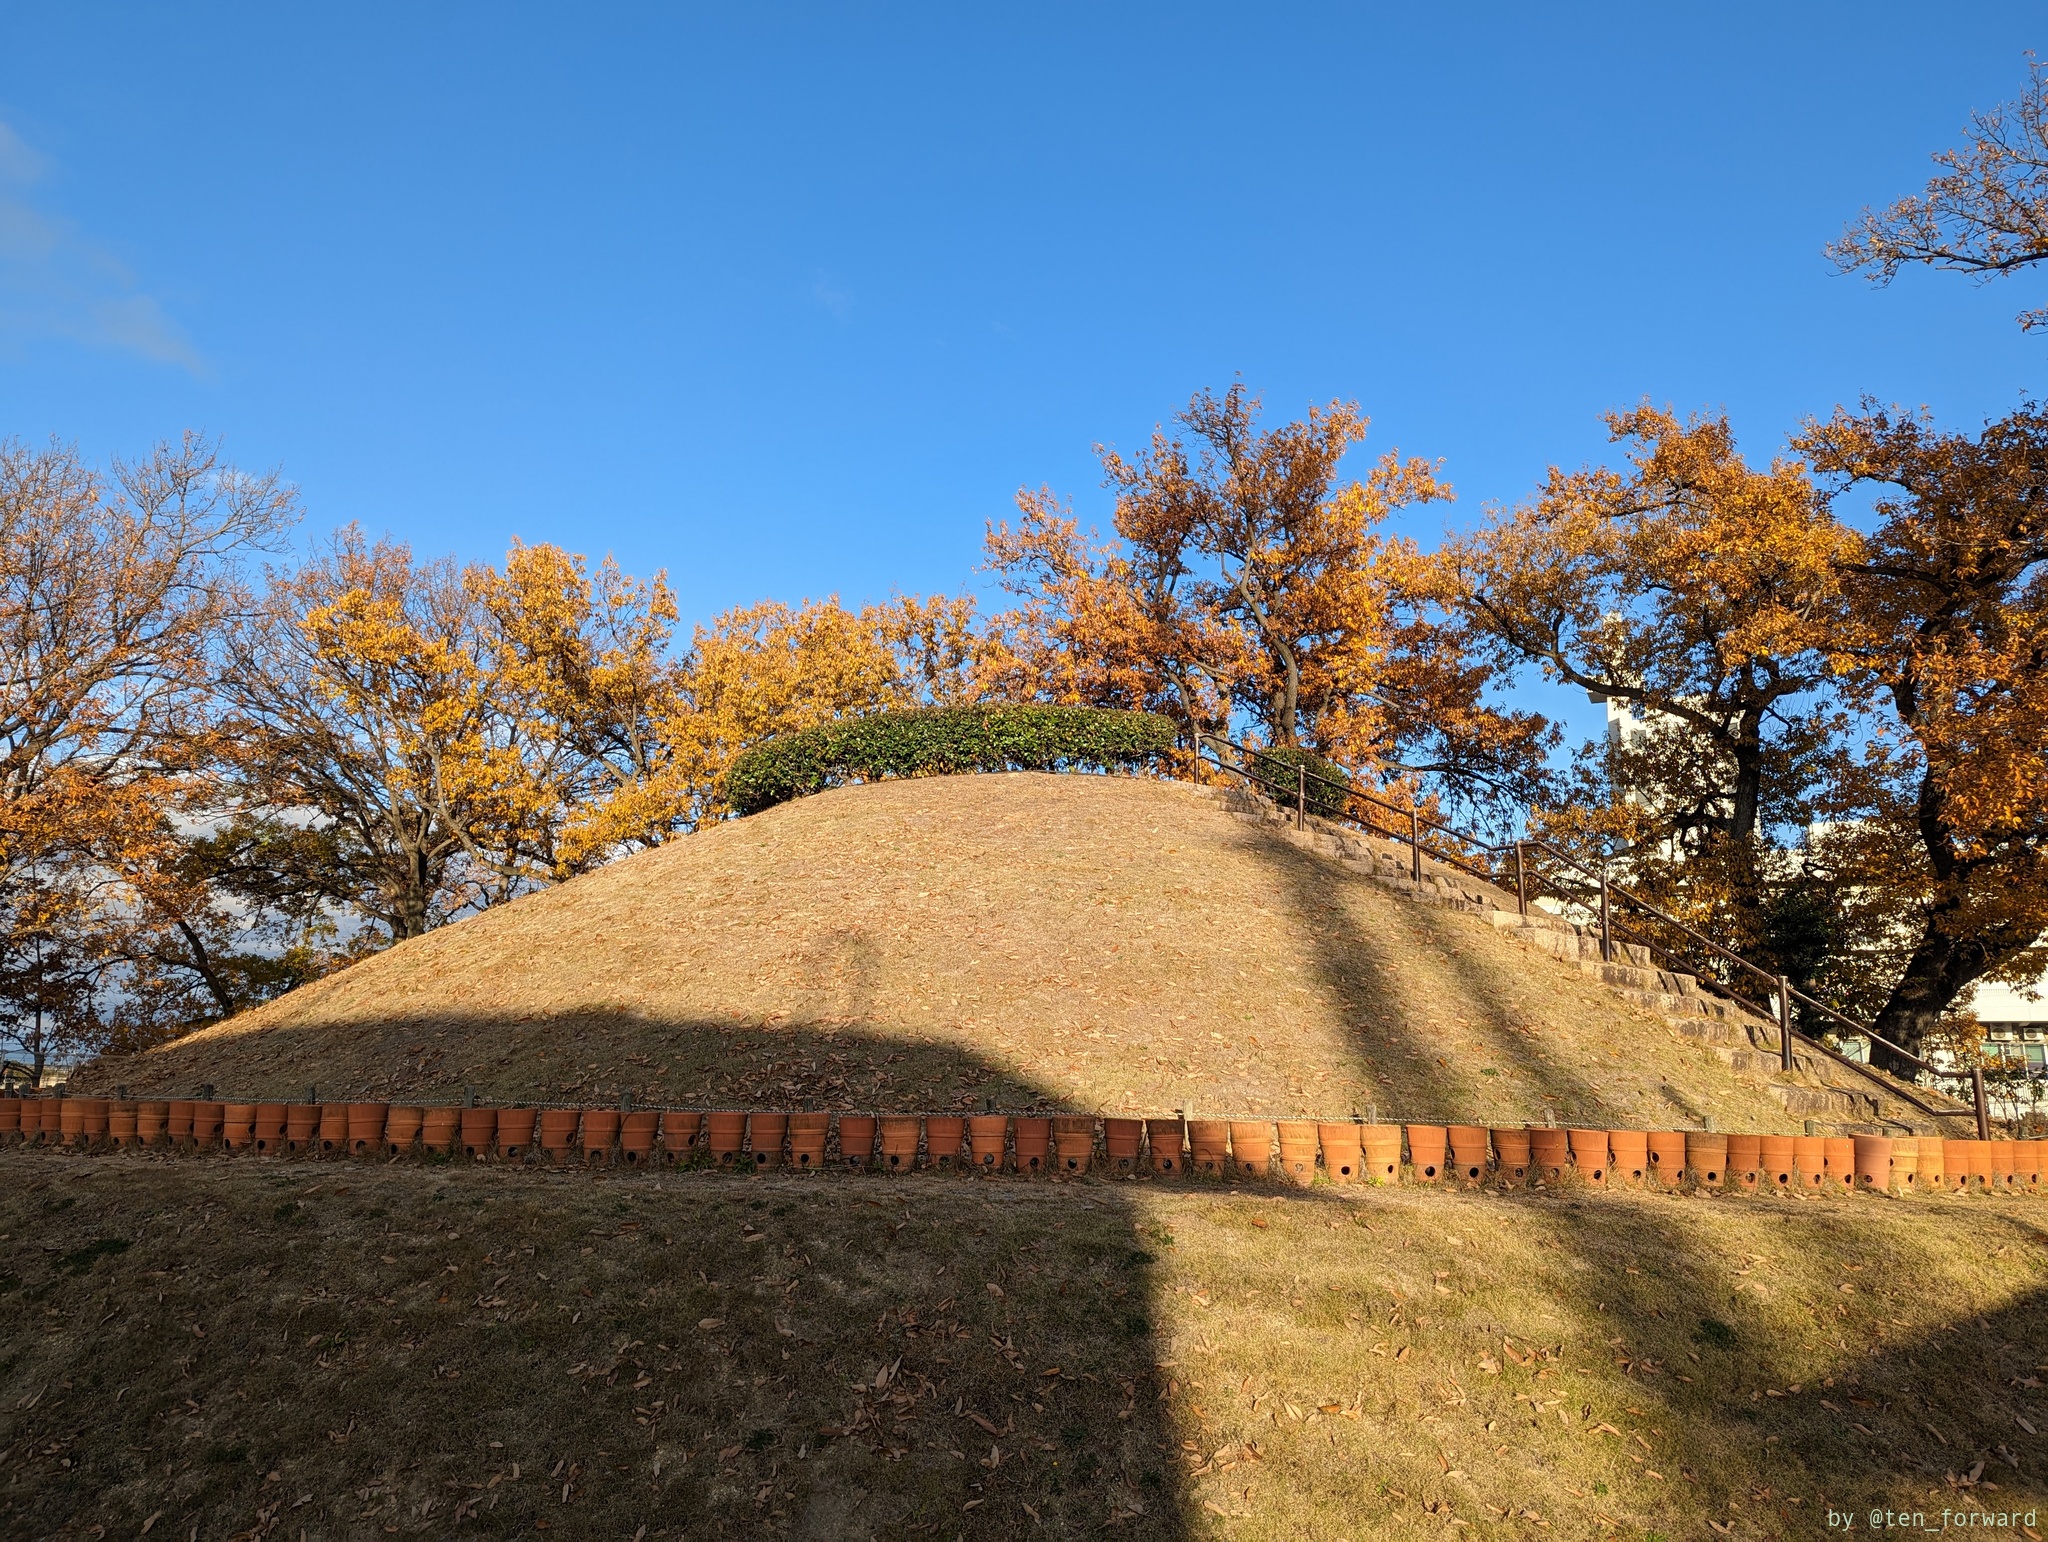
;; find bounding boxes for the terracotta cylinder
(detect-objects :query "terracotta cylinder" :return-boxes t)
[1103,1118,1145,1174]
[879,1116,921,1171]
[1685,1131,1727,1188]
[497,1107,537,1160]
[1228,1120,1271,1180]
[748,1113,788,1170]
[222,1103,257,1153]
[167,1100,195,1148]
[1275,1121,1319,1187]
[59,1098,88,1148]
[253,1103,288,1155]
[1959,1138,1989,1189]
[192,1101,225,1151]
[658,1110,701,1162]
[1943,1138,1972,1187]
[421,1106,460,1155]
[1949,1130,1982,1187]
[706,1112,748,1167]
[1405,1124,1447,1182]
[1989,1141,2017,1190]
[385,1106,425,1156]
[620,1111,659,1165]
[925,1116,967,1170]
[1853,1135,1893,1192]
[1144,1117,1184,1176]
[1319,1122,1364,1184]
[1760,1135,1796,1189]
[2015,1139,2041,1188]
[1530,1127,1571,1182]
[0,1098,18,1144]
[1186,1119,1229,1177]
[1011,1116,1051,1173]
[836,1114,877,1169]
[108,1099,139,1148]
[349,1103,389,1157]
[13,1097,39,1146]
[1568,1128,1610,1186]
[1890,1136,1921,1190]
[788,1113,829,1169]
[1448,1125,1491,1182]
[1913,1134,1946,1188]
[1491,1126,1532,1183]
[284,1104,319,1154]
[580,1109,621,1165]
[537,1108,580,1162]
[137,1101,168,1147]
[1356,1123,1403,1184]
[1054,1115,1096,1175]
[1727,1133,1762,1192]
[458,1107,496,1160]
[1609,1130,1649,1185]
[969,1115,1011,1170]
[317,1104,349,1157]
[38,1097,63,1144]
[1823,1136,1855,1190]
[1646,1130,1687,1181]
[1792,1135,1827,1188]
[82,1097,112,1148]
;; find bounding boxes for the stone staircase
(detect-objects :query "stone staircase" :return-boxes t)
[1209,784,1973,1135]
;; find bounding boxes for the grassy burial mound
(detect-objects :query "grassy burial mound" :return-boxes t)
[4,1153,2046,1540]
[91,771,1880,1135]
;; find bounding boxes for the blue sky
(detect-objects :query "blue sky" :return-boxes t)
[2,5,2042,747]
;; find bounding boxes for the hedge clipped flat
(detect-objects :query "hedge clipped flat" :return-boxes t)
[725,705,1176,813]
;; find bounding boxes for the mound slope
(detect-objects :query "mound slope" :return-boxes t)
[97,773,1831,1130]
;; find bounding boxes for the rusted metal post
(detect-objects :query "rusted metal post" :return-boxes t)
[1514,841,1527,917]
[1598,874,1612,963]
[1296,763,1306,829]
[1409,806,1421,884]
[1973,1064,1991,1141]
[1777,974,1794,1072]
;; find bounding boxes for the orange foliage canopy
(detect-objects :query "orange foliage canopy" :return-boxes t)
[0,435,297,1073]
[1796,402,2048,1066]
[987,384,1553,824]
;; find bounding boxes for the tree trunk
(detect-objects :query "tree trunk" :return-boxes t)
[174,918,239,1019]
[1868,924,1988,1077]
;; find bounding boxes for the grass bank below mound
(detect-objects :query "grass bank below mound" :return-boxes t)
[2,1153,2045,1540]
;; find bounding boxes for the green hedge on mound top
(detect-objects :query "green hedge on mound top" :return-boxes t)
[725,705,1179,815]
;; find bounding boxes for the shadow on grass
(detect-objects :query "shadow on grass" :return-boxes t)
[1243,813,2048,1531]
[3,1023,1192,1542]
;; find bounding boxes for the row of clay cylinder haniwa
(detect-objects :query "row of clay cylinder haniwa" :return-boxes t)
[4,1098,2042,1192]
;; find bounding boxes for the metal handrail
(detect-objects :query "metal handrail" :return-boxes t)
[1195,735,1979,1130]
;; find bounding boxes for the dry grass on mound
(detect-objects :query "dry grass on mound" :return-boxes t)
[92,774,1813,1135]
[4,1151,2046,1540]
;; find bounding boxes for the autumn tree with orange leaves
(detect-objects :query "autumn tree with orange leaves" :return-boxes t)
[0,435,299,1077]
[1450,408,1858,980]
[1793,401,2048,1071]
[647,594,992,830]
[987,384,1555,827]
[209,528,684,947]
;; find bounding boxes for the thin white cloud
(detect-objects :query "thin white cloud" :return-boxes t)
[0,121,48,184]
[811,270,853,321]
[0,118,203,372]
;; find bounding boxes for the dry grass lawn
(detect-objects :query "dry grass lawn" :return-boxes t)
[86,774,1823,1134]
[5,1149,2046,1541]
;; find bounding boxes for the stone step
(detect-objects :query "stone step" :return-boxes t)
[1573,958,1704,998]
